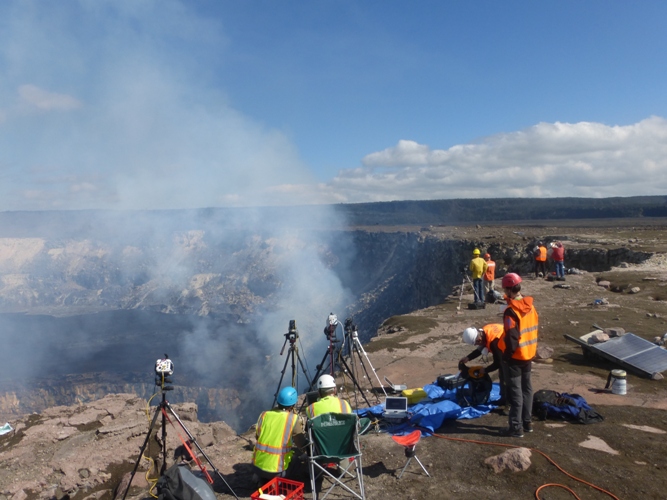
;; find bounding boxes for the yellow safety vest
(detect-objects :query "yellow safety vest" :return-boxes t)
[252,409,297,473]
[306,395,352,419]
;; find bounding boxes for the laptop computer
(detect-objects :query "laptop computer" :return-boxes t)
[383,396,409,420]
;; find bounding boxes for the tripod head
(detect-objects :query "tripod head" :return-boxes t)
[284,319,299,344]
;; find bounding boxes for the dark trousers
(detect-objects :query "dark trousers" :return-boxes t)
[473,278,484,302]
[506,361,533,431]
[535,260,547,277]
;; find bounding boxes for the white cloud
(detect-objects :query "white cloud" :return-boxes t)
[316,116,667,202]
[18,84,82,111]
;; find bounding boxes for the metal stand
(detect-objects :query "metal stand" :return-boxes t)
[121,366,238,500]
[272,320,313,407]
[308,314,373,408]
[343,318,386,402]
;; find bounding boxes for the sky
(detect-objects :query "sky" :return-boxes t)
[1,0,667,211]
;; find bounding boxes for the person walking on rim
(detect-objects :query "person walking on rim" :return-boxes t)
[498,273,538,438]
[483,253,496,296]
[459,323,507,406]
[469,248,487,303]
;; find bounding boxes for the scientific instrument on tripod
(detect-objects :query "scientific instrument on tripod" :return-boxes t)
[272,319,313,407]
[308,313,372,407]
[342,317,386,402]
[121,355,238,500]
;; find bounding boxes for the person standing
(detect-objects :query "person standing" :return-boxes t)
[533,242,547,278]
[551,241,565,280]
[498,273,538,438]
[252,386,305,483]
[483,253,496,296]
[459,323,507,405]
[469,248,488,303]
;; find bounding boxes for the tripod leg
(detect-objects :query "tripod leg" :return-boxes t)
[121,404,162,500]
[353,339,386,399]
[272,348,293,408]
[338,355,371,407]
[164,402,239,500]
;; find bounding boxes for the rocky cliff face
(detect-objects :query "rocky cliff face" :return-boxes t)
[0,221,653,428]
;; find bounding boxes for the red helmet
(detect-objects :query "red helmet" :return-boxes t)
[502,273,522,288]
[484,253,491,259]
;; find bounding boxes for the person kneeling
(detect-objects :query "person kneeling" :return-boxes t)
[252,386,306,485]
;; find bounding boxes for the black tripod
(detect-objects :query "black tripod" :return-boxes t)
[308,314,372,407]
[121,361,238,500]
[272,320,313,407]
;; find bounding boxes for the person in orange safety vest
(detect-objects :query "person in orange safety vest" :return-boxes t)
[459,323,507,404]
[498,273,538,438]
[483,253,496,295]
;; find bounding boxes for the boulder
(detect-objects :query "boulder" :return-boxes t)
[597,280,611,289]
[588,333,610,344]
[605,327,625,338]
[628,287,641,294]
[536,345,554,360]
[484,447,532,473]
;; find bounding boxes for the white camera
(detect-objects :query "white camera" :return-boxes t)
[155,358,174,375]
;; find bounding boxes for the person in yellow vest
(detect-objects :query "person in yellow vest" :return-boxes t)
[252,386,305,483]
[498,273,538,438]
[306,374,352,418]
[469,248,488,303]
[482,253,496,296]
[459,323,507,405]
[533,241,547,278]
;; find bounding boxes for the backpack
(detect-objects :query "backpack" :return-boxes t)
[156,463,216,500]
[532,390,604,424]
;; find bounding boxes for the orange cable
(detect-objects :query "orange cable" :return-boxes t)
[425,431,620,500]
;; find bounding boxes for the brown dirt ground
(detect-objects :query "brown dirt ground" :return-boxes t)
[339,234,667,500]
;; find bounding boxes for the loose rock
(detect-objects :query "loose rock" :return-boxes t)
[484,448,532,473]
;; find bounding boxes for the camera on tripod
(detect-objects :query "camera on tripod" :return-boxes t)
[285,319,298,343]
[155,355,174,390]
[344,317,358,339]
[323,313,339,342]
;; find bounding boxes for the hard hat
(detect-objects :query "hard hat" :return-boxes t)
[317,374,336,390]
[484,253,491,259]
[550,242,556,248]
[462,327,479,345]
[502,273,522,288]
[473,248,481,255]
[277,386,298,407]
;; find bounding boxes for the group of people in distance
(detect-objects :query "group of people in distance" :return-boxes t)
[251,374,351,485]
[462,253,540,437]
[533,240,566,279]
[469,249,496,303]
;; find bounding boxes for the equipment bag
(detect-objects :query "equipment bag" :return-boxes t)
[532,390,604,424]
[467,301,486,310]
[156,463,216,500]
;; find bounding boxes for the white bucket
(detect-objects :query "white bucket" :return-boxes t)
[606,369,627,395]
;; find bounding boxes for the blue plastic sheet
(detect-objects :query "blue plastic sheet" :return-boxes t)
[354,381,501,435]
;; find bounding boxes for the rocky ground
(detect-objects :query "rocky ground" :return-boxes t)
[2,222,667,500]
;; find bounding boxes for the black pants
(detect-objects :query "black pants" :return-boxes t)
[535,260,547,277]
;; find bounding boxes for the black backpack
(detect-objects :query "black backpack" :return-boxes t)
[156,464,216,500]
[532,390,604,424]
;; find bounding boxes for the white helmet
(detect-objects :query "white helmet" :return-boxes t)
[317,374,336,390]
[462,327,479,345]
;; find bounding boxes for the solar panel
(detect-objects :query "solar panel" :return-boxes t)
[590,333,667,376]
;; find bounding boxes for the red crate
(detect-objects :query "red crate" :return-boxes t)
[250,477,304,500]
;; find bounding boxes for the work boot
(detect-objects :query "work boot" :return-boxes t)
[500,427,524,438]
[523,422,534,433]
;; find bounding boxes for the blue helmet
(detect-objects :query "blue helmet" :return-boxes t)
[277,386,298,407]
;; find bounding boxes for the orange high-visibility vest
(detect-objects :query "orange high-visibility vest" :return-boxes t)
[482,323,504,352]
[498,304,539,361]
[536,246,547,262]
[483,261,496,281]
[253,410,297,473]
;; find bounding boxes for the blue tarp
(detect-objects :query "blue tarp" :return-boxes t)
[355,382,501,434]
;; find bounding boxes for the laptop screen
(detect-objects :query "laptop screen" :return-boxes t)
[385,397,408,411]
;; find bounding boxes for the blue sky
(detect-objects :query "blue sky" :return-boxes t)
[1,1,666,210]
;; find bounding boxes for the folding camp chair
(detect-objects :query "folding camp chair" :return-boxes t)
[307,412,365,500]
[391,429,430,479]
